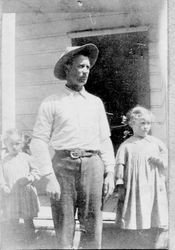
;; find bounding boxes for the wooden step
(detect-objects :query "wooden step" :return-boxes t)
[37,195,116,222]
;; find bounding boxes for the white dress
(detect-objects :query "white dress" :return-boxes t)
[115,135,168,230]
[0,152,40,221]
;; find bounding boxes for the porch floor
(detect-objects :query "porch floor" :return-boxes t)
[1,195,159,249]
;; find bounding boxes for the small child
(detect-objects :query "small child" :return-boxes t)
[0,128,40,243]
[115,106,168,249]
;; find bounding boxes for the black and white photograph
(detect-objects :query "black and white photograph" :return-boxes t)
[0,0,175,249]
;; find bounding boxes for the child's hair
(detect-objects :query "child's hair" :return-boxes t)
[3,128,22,146]
[126,105,154,127]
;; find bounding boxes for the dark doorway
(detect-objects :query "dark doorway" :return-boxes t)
[72,31,149,152]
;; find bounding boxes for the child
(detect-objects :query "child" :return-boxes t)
[115,106,168,249]
[0,128,40,244]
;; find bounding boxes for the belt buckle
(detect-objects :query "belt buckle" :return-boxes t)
[70,149,81,159]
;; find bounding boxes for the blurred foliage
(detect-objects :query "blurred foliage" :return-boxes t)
[22,134,32,155]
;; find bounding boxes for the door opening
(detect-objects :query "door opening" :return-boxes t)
[72,31,149,153]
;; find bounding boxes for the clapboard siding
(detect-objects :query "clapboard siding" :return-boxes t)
[15,13,71,130]
[15,84,65,115]
[16,13,121,26]
[16,99,40,115]
[16,52,61,70]
[16,20,70,40]
[151,91,165,106]
[15,13,73,25]
[0,17,2,134]
[16,68,58,86]
[148,15,167,141]
[149,73,164,90]
[3,0,162,13]
[15,12,151,26]
[16,36,68,55]
[16,12,156,41]
[16,83,64,100]
[16,114,36,131]
[151,105,167,122]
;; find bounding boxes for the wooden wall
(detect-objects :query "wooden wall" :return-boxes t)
[0,16,2,136]
[15,13,71,134]
[14,4,167,144]
[169,1,175,248]
[148,1,167,143]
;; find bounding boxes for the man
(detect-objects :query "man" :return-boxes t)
[30,43,115,249]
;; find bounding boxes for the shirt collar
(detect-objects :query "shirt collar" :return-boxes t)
[64,85,88,98]
[144,135,152,142]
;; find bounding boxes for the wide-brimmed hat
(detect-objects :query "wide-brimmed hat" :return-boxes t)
[54,43,99,80]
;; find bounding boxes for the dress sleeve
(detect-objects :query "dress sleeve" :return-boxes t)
[115,143,128,181]
[115,142,128,166]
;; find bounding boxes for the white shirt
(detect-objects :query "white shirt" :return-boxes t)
[30,85,115,175]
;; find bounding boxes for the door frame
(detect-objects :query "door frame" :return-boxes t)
[68,26,149,39]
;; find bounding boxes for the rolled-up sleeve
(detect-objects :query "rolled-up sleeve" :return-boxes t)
[98,100,115,174]
[32,99,54,143]
[30,98,55,176]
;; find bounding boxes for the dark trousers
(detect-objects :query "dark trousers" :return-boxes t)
[50,151,104,249]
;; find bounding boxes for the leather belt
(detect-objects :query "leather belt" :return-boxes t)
[55,149,100,159]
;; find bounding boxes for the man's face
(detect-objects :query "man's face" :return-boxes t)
[66,55,90,91]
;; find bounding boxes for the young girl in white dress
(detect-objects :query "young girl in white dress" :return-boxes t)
[0,128,40,243]
[115,106,168,249]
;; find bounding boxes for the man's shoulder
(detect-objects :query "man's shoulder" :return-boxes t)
[42,94,60,103]
[38,94,61,113]
[41,91,66,105]
[85,91,102,103]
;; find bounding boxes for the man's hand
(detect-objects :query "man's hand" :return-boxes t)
[45,173,61,201]
[103,172,115,200]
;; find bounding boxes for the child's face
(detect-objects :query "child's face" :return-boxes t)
[5,134,22,155]
[132,115,151,138]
